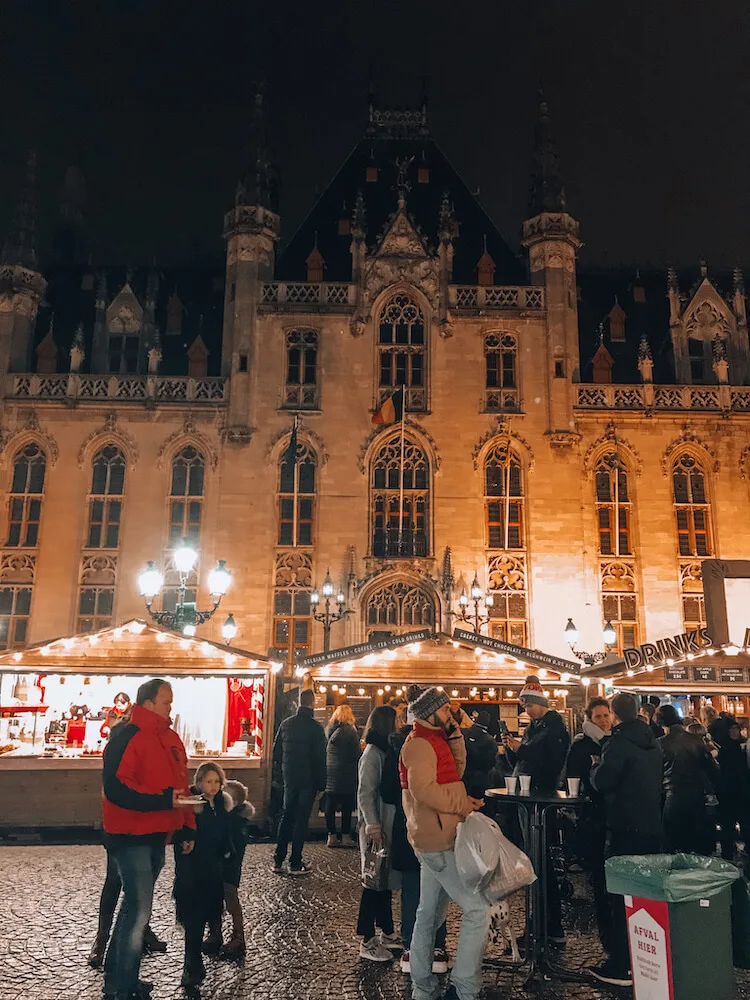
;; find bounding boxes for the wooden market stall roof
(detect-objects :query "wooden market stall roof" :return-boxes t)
[301,629,586,687]
[582,645,750,695]
[0,618,275,677]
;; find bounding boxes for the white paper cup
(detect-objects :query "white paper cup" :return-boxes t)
[519,775,531,794]
[566,777,581,797]
[504,776,518,794]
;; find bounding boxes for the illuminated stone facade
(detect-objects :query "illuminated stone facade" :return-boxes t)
[1,102,749,674]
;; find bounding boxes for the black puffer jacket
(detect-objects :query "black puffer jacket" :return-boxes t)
[566,730,608,806]
[591,719,663,840]
[381,726,419,872]
[324,721,361,795]
[507,710,570,792]
[462,724,499,798]
[174,788,233,926]
[659,724,718,801]
[712,717,750,802]
[272,705,326,791]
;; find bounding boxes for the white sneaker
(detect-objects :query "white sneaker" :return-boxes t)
[431,948,449,974]
[380,931,401,949]
[359,937,393,962]
[400,950,411,973]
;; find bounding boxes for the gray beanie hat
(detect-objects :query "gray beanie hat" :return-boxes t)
[409,686,450,721]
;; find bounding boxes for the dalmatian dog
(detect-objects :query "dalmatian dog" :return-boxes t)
[488,899,521,963]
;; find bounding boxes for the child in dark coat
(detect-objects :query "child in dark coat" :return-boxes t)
[174,762,233,988]
[220,779,256,959]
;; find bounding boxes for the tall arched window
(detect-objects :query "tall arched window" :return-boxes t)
[284,329,319,409]
[672,452,713,630]
[484,333,519,412]
[672,454,712,558]
[365,581,435,640]
[595,452,639,653]
[272,551,312,669]
[87,446,126,549]
[169,446,205,546]
[371,435,430,558]
[378,294,426,412]
[7,443,46,547]
[278,442,316,547]
[485,446,524,549]
[595,452,632,557]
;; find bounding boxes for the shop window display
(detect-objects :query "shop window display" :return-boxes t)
[0,672,265,760]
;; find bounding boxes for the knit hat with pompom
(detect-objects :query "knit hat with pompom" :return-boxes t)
[518,675,548,708]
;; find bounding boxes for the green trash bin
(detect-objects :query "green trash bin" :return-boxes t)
[605,854,741,1000]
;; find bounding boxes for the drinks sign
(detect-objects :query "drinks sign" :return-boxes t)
[623,629,712,670]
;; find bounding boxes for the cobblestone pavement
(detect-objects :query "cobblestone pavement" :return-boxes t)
[1,841,748,1000]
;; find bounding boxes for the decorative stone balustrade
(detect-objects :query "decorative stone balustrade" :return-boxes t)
[8,374,228,404]
[260,283,355,308]
[575,384,750,413]
[450,286,545,311]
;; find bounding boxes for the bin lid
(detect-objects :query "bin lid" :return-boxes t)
[605,853,742,903]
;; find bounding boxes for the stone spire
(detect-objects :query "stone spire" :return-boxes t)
[713,333,729,384]
[3,151,37,269]
[527,92,566,216]
[667,266,681,326]
[637,332,654,383]
[70,322,85,373]
[351,190,367,241]
[235,86,277,211]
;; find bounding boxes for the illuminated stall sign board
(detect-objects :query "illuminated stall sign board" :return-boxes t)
[623,629,712,670]
[452,628,581,676]
[298,629,433,670]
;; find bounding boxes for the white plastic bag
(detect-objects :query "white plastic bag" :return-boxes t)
[483,834,536,902]
[455,812,504,893]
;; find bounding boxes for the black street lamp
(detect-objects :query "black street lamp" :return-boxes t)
[310,569,349,652]
[454,573,495,635]
[565,617,617,667]
[138,538,235,638]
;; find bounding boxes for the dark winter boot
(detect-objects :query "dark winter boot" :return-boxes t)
[88,932,108,968]
[201,921,222,956]
[142,925,167,954]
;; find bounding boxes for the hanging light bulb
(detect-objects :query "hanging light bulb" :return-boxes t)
[173,540,198,575]
[602,621,617,646]
[208,560,231,598]
[564,618,579,648]
[138,561,164,599]
[222,614,237,642]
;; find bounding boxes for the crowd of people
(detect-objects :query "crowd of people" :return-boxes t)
[92,673,750,1000]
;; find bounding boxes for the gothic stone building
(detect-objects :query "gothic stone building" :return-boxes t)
[0,100,748,674]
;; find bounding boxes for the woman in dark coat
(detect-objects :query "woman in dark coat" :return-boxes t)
[174,762,233,989]
[324,704,361,846]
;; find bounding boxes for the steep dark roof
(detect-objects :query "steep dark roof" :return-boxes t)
[36,264,224,376]
[275,112,525,286]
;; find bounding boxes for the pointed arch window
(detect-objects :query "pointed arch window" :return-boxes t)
[487,554,528,645]
[378,294,427,412]
[484,334,519,412]
[278,442,316,547]
[284,329,319,409]
[272,552,312,669]
[86,446,125,549]
[365,581,435,638]
[595,452,632,556]
[169,446,204,546]
[7,444,46,548]
[371,435,430,558]
[672,454,712,557]
[485,445,524,549]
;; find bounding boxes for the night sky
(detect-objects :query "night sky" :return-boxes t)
[2,0,750,271]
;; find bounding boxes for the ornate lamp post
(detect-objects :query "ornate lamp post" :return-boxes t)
[564,617,617,667]
[310,569,349,652]
[138,538,235,638]
[455,573,495,635]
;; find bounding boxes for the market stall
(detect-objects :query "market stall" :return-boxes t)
[0,619,279,828]
[298,628,586,736]
[582,627,750,724]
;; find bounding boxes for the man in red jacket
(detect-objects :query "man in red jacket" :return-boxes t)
[102,678,195,1000]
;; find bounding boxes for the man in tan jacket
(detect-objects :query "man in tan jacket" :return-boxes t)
[399,687,489,1000]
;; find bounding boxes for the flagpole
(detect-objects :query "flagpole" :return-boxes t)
[398,388,405,556]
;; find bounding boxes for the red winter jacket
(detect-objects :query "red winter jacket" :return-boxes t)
[102,703,196,842]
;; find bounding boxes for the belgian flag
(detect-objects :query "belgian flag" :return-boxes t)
[371,386,405,426]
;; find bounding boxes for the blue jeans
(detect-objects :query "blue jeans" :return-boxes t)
[411,850,491,1000]
[274,786,316,868]
[104,841,165,997]
[401,868,448,953]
